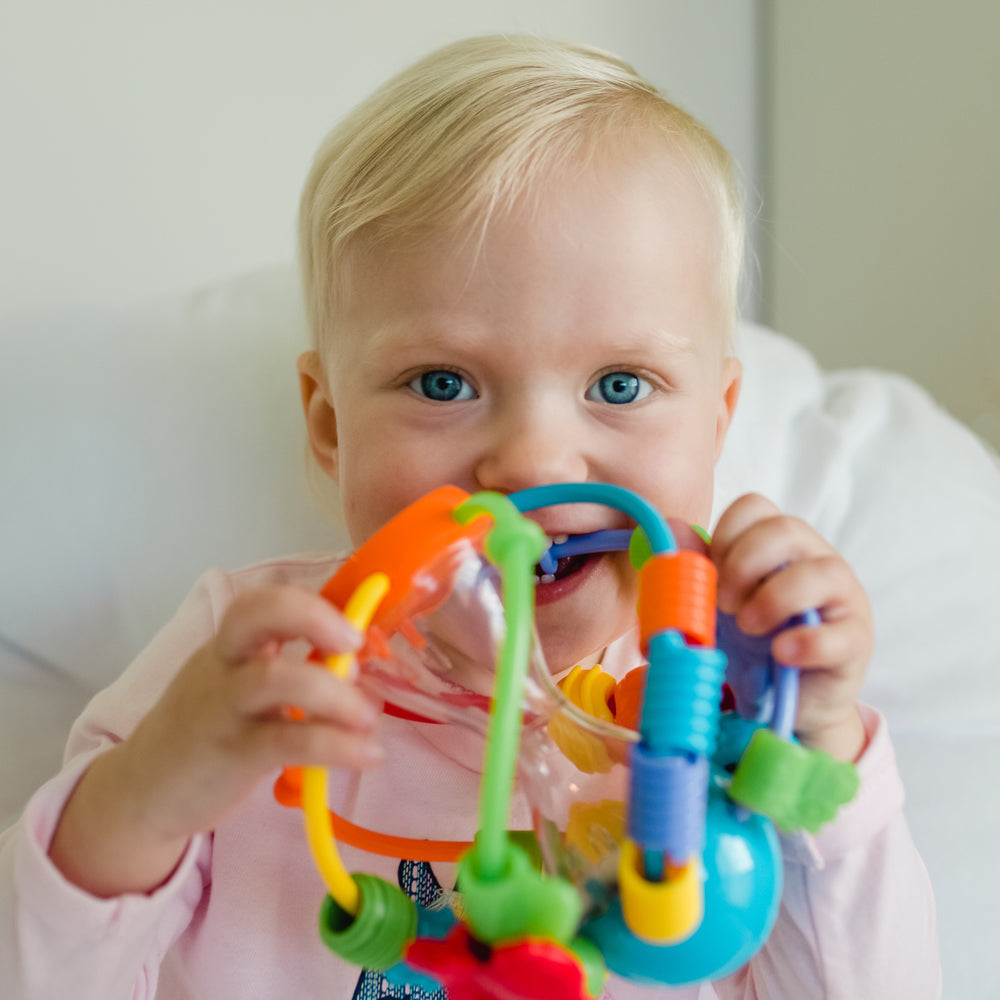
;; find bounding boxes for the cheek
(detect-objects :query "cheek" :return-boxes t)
[673,398,728,512]
[336,434,458,545]
[648,471,715,527]
[619,423,719,524]
[335,436,404,544]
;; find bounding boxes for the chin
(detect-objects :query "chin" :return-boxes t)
[533,553,636,673]
[536,630,614,676]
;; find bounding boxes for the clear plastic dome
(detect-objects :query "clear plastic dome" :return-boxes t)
[351,534,640,917]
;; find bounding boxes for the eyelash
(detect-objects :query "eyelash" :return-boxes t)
[585,370,654,405]
[407,368,478,402]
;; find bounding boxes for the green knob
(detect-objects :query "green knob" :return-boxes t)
[318,874,417,970]
[728,728,859,833]
[459,839,583,945]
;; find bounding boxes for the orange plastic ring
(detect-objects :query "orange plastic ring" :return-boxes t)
[637,550,717,650]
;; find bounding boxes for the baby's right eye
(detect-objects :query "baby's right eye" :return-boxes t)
[409,369,477,402]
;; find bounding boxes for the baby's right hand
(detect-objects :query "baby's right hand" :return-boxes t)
[49,587,383,897]
[129,586,385,835]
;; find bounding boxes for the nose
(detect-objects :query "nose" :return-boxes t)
[474,398,589,494]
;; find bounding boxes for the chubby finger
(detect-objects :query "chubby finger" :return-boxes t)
[232,656,380,730]
[709,493,782,568]
[771,614,872,674]
[713,515,834,616]
[249,718,386,771]
[215,587,362,664]
[733,554,859,636]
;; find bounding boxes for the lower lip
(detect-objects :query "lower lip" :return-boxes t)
[533,554,602,606]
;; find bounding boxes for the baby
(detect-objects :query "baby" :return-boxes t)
[1,35,938,999]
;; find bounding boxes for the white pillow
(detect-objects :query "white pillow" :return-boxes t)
[0,269,348,691]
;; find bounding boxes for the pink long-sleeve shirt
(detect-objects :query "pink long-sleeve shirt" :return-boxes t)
[0,555,941,999]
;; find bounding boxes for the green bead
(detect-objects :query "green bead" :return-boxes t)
[318,875,417,970]
[629,525,710,568]
[458,839,583,945]
[628,528,653,569]
[691,524,712,545]
[728,728,859,833]
[455,491,548,565]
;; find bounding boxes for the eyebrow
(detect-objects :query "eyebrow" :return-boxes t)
[611,327,699,355]
[365,317,478,353]
[363,318,702,362]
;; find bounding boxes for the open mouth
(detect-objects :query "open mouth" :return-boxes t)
[533,550,594,585]
[531,527,633,600]
[532,552,600,607]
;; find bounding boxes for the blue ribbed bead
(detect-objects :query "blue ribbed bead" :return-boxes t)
[627,746,708,859]
[641,630,727,757]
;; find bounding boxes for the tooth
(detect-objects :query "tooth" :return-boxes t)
[553,534,569,545]
[541,573,556,584]
[538,550,558,575]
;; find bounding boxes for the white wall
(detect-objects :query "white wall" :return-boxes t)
[0,1,758,320]
[761,0,1000,450]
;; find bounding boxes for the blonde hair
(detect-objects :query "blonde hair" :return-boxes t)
[299,34,745,353]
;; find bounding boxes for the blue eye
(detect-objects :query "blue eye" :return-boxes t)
[587,371,651,405]
[411,369,476,402]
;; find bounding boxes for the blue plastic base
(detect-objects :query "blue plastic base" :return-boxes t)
[581,786,781,986]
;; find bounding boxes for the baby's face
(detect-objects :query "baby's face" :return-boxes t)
[307,145,740,672]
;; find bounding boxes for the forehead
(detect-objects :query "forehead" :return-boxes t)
[331,142,727,362]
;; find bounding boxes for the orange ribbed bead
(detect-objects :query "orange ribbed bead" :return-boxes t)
[637,550,717,650]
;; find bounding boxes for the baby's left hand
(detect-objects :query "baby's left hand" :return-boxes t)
[709,493,872,762]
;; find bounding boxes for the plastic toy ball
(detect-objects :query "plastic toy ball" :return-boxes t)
[272,483,859,994]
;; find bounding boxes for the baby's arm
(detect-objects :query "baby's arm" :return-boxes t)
[710,493,871,761]
[47,586,384,898]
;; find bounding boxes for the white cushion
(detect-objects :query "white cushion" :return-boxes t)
[0,268,347,693]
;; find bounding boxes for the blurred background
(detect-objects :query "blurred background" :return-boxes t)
[1,0,996,447]
[760,0,1000,452]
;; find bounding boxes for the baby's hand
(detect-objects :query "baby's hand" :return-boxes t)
[49,586,383,897]
[130,586,385,832]
[710,494,872,762]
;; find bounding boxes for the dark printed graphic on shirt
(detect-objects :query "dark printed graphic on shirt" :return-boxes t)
[351,860,453,1000]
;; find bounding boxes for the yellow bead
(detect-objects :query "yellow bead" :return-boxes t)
[618,839,703,944]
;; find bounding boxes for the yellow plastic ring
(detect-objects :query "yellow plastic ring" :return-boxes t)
[618,838,703,944]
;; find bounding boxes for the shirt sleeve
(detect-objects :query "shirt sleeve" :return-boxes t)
[715,704,941,1000]
[0,569,234,1000]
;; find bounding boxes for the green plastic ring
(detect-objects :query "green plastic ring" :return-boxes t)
[318,873,417,970]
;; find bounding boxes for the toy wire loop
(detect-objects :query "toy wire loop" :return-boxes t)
[301,571,391,915]
[453,492,547,879]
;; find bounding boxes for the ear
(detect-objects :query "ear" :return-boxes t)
[297,350,340,483]
[714,355,742,460]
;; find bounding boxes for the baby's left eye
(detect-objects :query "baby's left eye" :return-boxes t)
[586,371,652,405]
[409,369,477,402]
